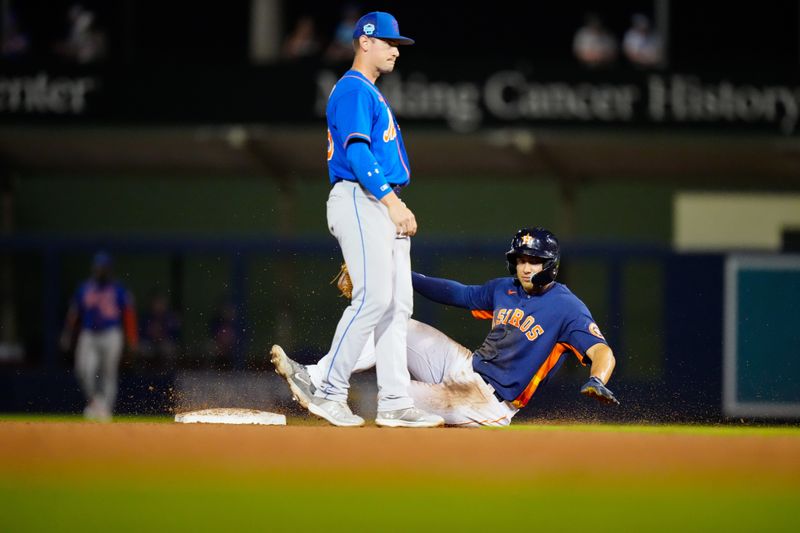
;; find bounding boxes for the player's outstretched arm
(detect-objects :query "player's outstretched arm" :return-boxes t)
[580,343,619,405]
[411,272,473,308]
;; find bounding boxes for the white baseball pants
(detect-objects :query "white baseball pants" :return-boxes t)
[309,319,518,427]
[315,180,414,412]
[74,328,123,412]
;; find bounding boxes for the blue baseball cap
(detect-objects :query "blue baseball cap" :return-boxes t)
[352,12,414,45]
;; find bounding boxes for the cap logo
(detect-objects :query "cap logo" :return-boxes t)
[521,234,534,246]
[363,23,375,35]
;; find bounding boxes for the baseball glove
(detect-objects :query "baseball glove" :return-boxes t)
[580,377,620,405]
[331,262,353,299]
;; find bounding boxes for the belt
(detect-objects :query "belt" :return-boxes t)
[492,388,505,403]
[477,372,507,403]
[489,385,518,410]
[475,368,518,410]
[332,178,406,193]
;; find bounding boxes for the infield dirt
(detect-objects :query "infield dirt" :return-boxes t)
[2,421,799,487]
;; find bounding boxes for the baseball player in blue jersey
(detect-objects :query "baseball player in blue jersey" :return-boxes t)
[60,252,138,421]
[274,228,618,427]
[271,11,443,428]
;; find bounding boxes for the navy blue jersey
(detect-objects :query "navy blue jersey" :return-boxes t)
[412,274,608,408]
[72,280,133,332]
[326,70,411,195]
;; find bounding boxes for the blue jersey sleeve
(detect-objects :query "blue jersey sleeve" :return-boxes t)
[561,303,608,363]
[333,89,373,148]
[412,272,496,310]
[346,141,391,199]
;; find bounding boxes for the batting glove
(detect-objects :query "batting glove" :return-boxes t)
[580,377,620,405]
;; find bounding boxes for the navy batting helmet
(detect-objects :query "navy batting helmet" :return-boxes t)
[505,227,560,287]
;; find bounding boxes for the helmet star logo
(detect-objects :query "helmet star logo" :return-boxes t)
[521,234,534,246]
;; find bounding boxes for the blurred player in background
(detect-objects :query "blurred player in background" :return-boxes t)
[272,11,442,428]
[274,228,618,427]
[60,252,138,421]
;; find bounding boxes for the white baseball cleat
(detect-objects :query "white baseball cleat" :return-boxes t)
[270,344,315,409]
[308,397,365,427]
[83,399,99,420]
[83,398,112,422]
[270,344,364,427]
[375,407,445,428]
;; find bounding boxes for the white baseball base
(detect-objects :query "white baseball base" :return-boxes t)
[174,408,286,426]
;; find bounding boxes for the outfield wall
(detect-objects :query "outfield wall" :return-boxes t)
[0,239,747,422]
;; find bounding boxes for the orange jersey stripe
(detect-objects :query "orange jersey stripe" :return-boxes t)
[123,306,139,347]
[395,135,410,180]
[561,342,589,366]
[344,132,371,147]
[450,414,511,426]
[512,341,586,409]
[471,309,493,320]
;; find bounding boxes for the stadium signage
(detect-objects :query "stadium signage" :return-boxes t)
[648,75,800,135]
[316,70,800,134]
[1,66,798,135]
[0,73,97,114]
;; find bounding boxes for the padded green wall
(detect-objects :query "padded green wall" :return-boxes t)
[7,174,672,377]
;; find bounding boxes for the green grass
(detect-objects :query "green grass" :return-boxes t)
[1,477,796,532]
[2,418,798,532]
[3,414,799,434]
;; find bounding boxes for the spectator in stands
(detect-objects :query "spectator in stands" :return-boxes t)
[54,3,107,64]
[622,13,663,68]
[207,297,239,368]
[281,15,320,60]
[323,4,360,63]
[60,252,137,421]
[573,12,617,68]
[138,289,182,370]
